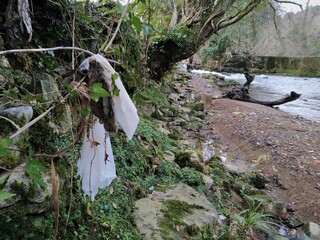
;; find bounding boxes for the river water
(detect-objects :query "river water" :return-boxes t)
[191,69,320,122]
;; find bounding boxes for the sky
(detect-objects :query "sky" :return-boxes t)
[281,0,320,12]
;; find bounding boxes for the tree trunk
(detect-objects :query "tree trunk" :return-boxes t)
[246,91,301,106]
[147,0,263,80]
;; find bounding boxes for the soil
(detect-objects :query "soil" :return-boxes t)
[184,73,320,224]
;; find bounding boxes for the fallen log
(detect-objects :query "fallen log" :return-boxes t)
[246,91,301,106]
[222,72,301,107]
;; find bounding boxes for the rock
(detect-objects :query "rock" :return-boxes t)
[37,73,72,133]
[173,117,188,127]
[153,120,170,135]
[168,93,179,103]
[0,164,55,214]
[0,106,33,125]
[134,183,221,240]
[137,103,155,117]
[163,151,175,163]
[286,203,296,213]
[175,149,204,172]
[39,73,60,101]
[264,201,286,216]
[303,222,320,239]
[179,112,189,121]
[0,56,11,68]
[201,173,214,193]
[233,180,263,196]
[179,106,192,114]
[240,172,268,189]
[0,74,5,85]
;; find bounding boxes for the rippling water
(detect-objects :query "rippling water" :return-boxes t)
[191,69,320,122]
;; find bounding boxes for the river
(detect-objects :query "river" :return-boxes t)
[191,69,320,122]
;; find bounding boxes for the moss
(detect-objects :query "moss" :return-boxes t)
[233,180,263,196]
[240,172,268,189]
[133,85,170,107]
[0,152,21,170]
[174,151,191,168]
[28,116,56,154]
[207,156,233,188]
[155,184,174,192]
[159,200,204,238]
[10,181,36,201]
[180,167,204,189]
[192,102,205,112]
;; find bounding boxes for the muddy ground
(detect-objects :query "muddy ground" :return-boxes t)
[182,73,320,224]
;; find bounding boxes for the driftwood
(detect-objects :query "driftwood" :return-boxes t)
[223,72,301,106]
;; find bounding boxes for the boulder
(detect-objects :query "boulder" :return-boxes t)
[0,163,55,214]
[163,151,175,163]
[0,106,33,125]
[134,183,221,240]
[303,222,320,239]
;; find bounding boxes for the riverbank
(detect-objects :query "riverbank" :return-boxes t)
[187,72,320,223]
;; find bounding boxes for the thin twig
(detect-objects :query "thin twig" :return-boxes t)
[100,1,130,52]
[9,103,57,139]
[0,46,95,56]
[273,0,303,10]
[72,10,76,80]
[0,116,20,129]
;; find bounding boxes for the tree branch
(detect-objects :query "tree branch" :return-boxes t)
[0,47,122,65]
[217,0,263,30]
[273,0,303,10]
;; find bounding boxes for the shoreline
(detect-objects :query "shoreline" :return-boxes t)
[184,72,320,223]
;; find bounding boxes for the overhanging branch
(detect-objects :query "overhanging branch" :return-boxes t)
[217,0,263,30]
[273,0,303,10]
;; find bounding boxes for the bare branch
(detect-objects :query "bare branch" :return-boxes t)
[268,2,280,33]
[217,0,263,30]
[0,47,122,65]
[0,46,95,56]
[273,0,303,10]
[100,1,130,52]
[0,115,20,129]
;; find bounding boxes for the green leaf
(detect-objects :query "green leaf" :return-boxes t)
[113,86,120,96]
[114,47,121,57]
[131,15,142,34]
[90,83,109,102]
[80,108,90,117]
[24,154,47,188]
[0,173,10,190]
[0,191,16,200]
[111,73,119,82]
[0,137,10,157]
[65,84,77,98]
[3,87,19,99]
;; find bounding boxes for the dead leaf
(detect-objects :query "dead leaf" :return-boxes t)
[109,186,114,195]
[175,225,180,232]
[112,203,118,209]
[85,202,93,216]
[89,139,100,148]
